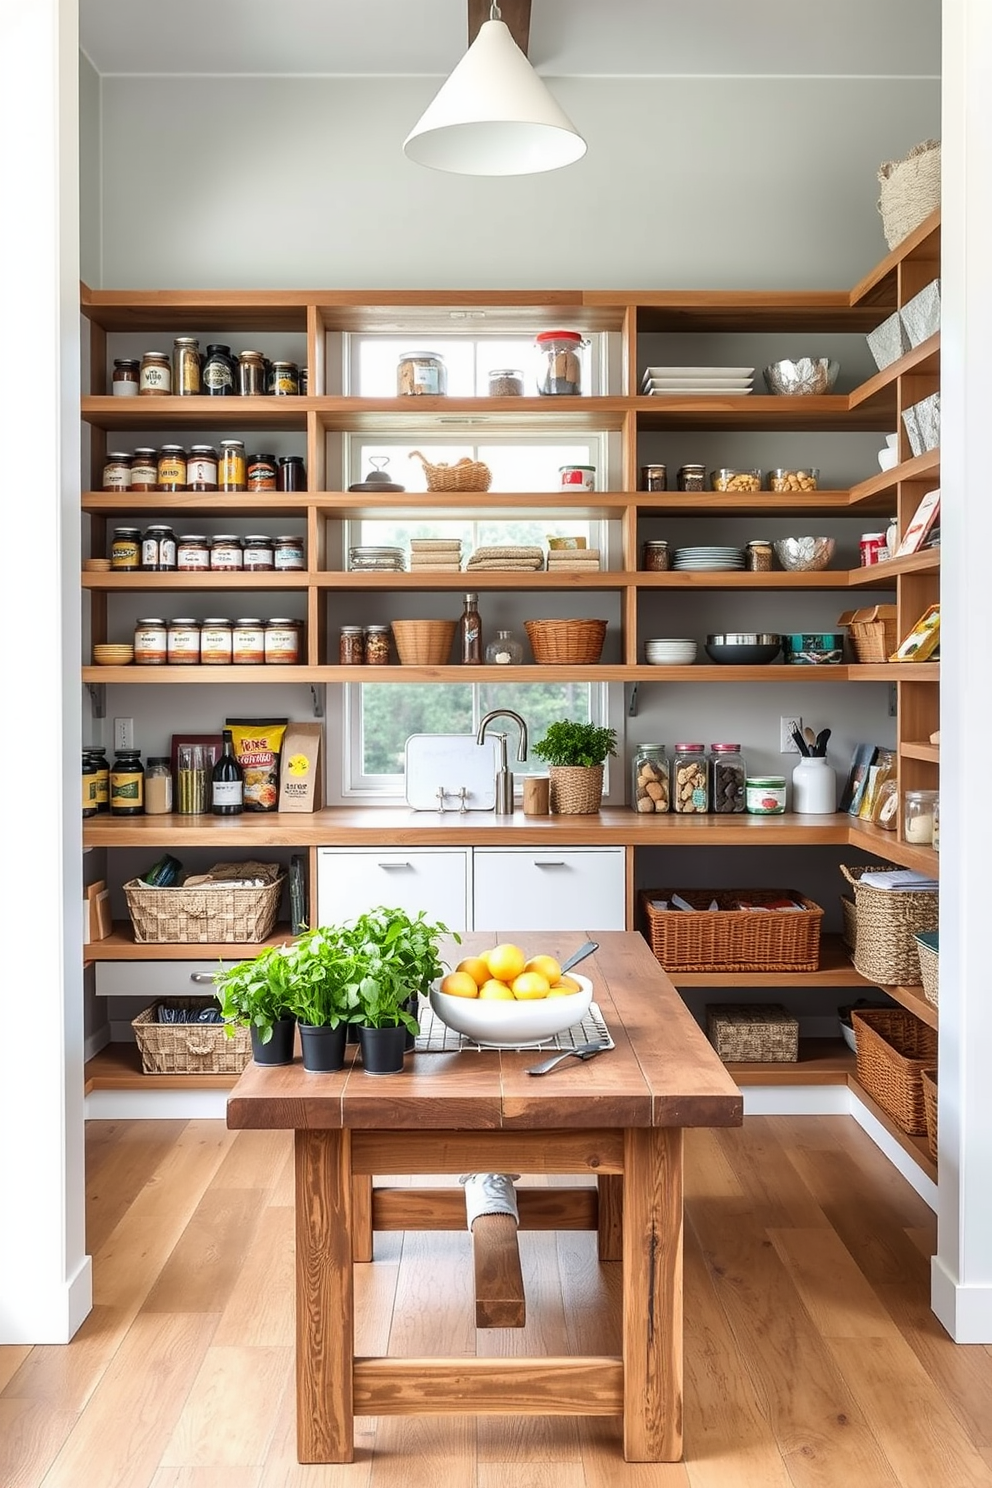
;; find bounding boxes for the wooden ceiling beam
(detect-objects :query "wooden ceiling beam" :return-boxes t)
[468,0,531,55]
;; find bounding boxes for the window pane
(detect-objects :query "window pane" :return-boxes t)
[479,681,594,776]
[360,684,473,776]
[358,341,475,397]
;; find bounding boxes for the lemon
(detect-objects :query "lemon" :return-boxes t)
[439,971,480,999]
[511,971,551,1001]
[524,954,562,985]
[485,943,527,982]
[479,978,515,1000]
[549,976,581,995]
[455,956,491,988]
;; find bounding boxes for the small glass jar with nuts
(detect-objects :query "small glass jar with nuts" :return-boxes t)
[768,467,819,492]
[631,744,670,814]
[710,468,761,492]
[672,743,709,813]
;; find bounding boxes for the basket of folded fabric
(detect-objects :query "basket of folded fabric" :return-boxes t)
[409,450,492,492]
[131,997,251,1076]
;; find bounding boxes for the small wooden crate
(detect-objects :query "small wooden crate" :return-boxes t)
[131,998,250,1076]
[640,889,823,973]
[706,1004,799,1063]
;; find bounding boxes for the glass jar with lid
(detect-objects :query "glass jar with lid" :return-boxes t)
[242,535,275,572]
[488,368,524,396]
[219,439,247,491]
[238,349,267,396]
[277,454,307,491]
[904,788,938,845]
[200,618,233,665]
[210,534,244,571]
[133,617,167,665]
[642,539,670,572]
[140,524,177,571]
[145,757,174,814]
[631,745,670,814]
[232,618,265,665]
[202,343,237,395]
[110,527,141,570]
[130,448,158,491]
[676,464,706,491]
[268,361,300,396]
[172,337,201,396]
[274,535,305,571]
[157,445,187,492]
[745,539,773,572]
[139,351,171,396]
[364,624,390,665]
[672,743,709,813]
[167,617,201,665]
[247,453,278,491]
[112,358,140,396]
[709,743,746,813]
[534,330,586,395]
[176,534,211,571]
[102,453,132,491]
[339,626,365,665]
[264,618,301,665]
[397,351,447,396]
[484,629,524,665]
[187,445,218,491]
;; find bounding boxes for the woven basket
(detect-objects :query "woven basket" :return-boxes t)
[525,618,607,664]
[915,930,939,1007]
[390,619,457,665]
[877,139,941,250]
[852,1007,937,1134]
[921,1067,939,1162]
[840,864,939,984]
[839,606,899,664]
[841,895,858,952]
[706,1004,799,1063]
[549,764,604,814]
[409,450,492,492]
[640,888,823,973]
[124,871,284,945]
[132,998,251,1076]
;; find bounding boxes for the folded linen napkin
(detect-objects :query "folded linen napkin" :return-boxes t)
[410,539,463,550]
[466,558,544,570]
[470,545,544,560]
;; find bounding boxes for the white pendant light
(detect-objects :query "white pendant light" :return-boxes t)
[403,3,586,176]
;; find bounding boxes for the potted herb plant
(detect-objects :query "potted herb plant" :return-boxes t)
[282,925,364,1072]
[347,906,458,1074]
[531,721,618,814]
[214,942,298,1066]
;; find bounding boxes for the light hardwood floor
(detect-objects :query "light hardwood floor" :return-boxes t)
[3,1115,991,1488]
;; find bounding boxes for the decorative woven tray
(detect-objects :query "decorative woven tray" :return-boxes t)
[414,1001,613,1054]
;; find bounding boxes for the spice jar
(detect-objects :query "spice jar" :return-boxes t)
[210,534,244,571]
[157,445,187,492]
[133,617,167,665]
[141,524,177,571]
[172,337,201,396]
[130,448,159,491]
[631,744,670,814]
[202,343,237,395]
[642,539,670,572]
[82,751,98,817]
[102,453,132,491]
[167,617,201,665]
[242,535,275,572]
[534,330,585,395]
[340,626,365,665]
[745,539,773,572]
[110,749,144,815]
[139,351,171,396]
[232,617,265,665]
[397,351,447,396]
[200,618,233,665]
[273,535,305,571]
[364,624,390,665]
[268,360,300,396]
[488,368,524,397]
[144,757,174,814]
[641,464,667,492]
[676,464,706,492]
[88,746,109,812]
[247,453,278,491]
[672,743,709,813]
[904,788,938,844]
[219,439,247,492]
[559,465,596,491]
[264,618,301,665]
[112,358,140,397]
[187,445,218,491]
[277,455,307,491]
[709,743,746,814]
[746,775,786,814]
[238,349,267,397]
[176,534,211,571]
[110,527,141,571]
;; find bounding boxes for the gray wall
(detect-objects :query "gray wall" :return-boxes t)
[78,51,100,285]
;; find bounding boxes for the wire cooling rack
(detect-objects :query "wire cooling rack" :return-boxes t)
[414,1001,613,1054]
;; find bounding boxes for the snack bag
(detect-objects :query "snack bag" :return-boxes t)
[225,719,288,812]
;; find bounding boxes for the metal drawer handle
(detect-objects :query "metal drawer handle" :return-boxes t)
[378,861,412,869]
[534,860,567,867]
[189,972,217,984]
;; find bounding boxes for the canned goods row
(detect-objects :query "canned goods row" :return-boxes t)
[113,344,307,398]
[110,528,306,573]
[102,446,307,493]
[132,617,303,666]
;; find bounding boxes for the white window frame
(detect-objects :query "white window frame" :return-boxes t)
[343,330,611,398]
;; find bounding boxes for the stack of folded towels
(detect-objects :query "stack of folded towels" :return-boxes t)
[408,538,463,572]
[546,547,602,572]
[465,545,545,571]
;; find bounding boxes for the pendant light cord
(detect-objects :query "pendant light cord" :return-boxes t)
[490,2,502,19]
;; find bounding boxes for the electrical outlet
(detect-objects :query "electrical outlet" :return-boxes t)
[780,715,802,753]
[114,716,134,751]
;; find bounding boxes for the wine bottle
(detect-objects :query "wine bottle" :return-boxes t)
[211,729,244,816]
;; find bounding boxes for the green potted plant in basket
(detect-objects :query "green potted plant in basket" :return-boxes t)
[346,906,458,1074]
[214,942,298,1067]
[531,720,618,814]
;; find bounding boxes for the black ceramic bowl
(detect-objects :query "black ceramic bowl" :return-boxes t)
[705,632,782,665]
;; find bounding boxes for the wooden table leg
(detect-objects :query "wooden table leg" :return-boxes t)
[352,1174,373,1263]
[295,1129,354,1464]
[597,1173,623,1261]
[621,1126,683,1462]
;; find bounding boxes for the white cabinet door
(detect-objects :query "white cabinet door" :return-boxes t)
[472,848,625,932]
[95,960,241,998]
[317,848,471,931]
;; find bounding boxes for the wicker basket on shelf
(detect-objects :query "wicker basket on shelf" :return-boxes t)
[840,895,858,952]
[838,606,899,664]
[123,868,284,945]
[640,889,823,974]
[921,1067,939,1162]
[840,864,938,984]
[390,619,457,666]
[131,998,251,1076]
[549,764,604,815]
[852,1007,937,1135]
[915,931,939,1006]
[524,618,607,665]
[409,450,492,492]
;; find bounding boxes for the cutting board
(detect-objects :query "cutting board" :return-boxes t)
[405,734,499,812]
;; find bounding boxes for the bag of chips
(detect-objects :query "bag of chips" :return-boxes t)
[225,719,288,812]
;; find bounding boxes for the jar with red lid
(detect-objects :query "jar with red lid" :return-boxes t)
[672,743,709,813]
[860,532,887,566]
[534,330,586,395]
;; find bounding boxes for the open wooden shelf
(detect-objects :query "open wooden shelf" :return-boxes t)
[848,1077,937,1183]
[847,819,939,875]
[725,1038,855,1086]
[85,921,295,962]
[848,333,940,409]
[84,1041,241,1093]
[848,547,940,587]
[847,662,939,682]
[873,981,938,1030]
[669,934,869,989]
[847,448,940,508]
[900,740,940,763]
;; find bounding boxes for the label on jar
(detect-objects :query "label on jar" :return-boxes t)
[111,540,140,569]
[140,363,171,394]
[273,542,304,571]
[746,781,786,814]
[112,380,138,398]
[130,459,157,487]
[242,544,273,570]
[204,361,233,390]
[141,537,160,567]
[220,452,246,487]
[103,463,132,490]
[247,466,277,491]
[233,624,265,664]
[177,544,210,571]
[210,543,243,570]
[134,625,167,663]
[265,625,299,663]
[167,625,200,663]
[110,772,143,808]
[187,455,218,486]
[158,457,186,486]
[200,626,233,664]
[413,364,441,393]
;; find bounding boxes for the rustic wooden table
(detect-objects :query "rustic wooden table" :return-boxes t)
[226,931,742,1464]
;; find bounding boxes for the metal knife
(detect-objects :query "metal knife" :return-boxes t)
[527,1041,610,1076]
[559,940,598,974]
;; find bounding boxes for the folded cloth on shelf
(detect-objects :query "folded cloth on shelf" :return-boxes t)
[465,558,544,570]
[546,561,602,571]
[547,549,601,563]
[469,545,544,561]
[409,539,463,550]
[408,562,462,571]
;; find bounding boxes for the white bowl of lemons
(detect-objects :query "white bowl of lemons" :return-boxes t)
[428,943,592,1046]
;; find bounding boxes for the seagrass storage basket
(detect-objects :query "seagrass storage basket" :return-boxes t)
[640,889,823,973]
[840,864,938,984]
[877,139,941,250]
[390,619,457,665]
[852,1007,937,1135]
[921,1067,939,1162]
[124,867,284,944]
[132,998,251,1076]
[840,895,858,952]
[838,606,899,664]
[915,930,939,1006]
[409,450,492,492]
[549,764,604,815]
[707,1004,799,1063]
[525,618,607,664]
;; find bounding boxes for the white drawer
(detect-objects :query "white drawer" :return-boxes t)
[317,847,471,931]
[472,848,625,932]
[94,960,240,999]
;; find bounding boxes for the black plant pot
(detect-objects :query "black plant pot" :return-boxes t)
[299,1022,347,1073]
[404,993,421,1052]
[358,1024,407,1076]
[251,1017,297,1067]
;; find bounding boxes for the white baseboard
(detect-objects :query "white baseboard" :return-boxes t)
[0,1255,93,1345]
[931,1255,992,1343]
[743,1085,852,1116]
[848,1089,938,1210]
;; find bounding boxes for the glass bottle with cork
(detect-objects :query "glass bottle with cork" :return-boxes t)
[459,592,482,664]
[211,730,244,816]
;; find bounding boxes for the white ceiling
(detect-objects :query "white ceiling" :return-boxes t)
[79,0,940,78]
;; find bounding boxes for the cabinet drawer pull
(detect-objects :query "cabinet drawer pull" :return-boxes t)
[378,861,412,869]
[189,972,217,984]
[534,859,567,868]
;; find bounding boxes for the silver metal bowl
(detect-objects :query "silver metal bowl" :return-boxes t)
[762,358,840,396]
[706,633,781,645]
[773,537,836,572]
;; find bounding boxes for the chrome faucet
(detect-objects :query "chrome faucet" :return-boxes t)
[477,709,528,816]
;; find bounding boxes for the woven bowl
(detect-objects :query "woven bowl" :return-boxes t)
[390,619,456,666]
[429,973,593,1047]
[93,644,134,665]
[524,619,607,665]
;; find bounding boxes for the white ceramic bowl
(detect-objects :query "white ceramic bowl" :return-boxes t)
[429,973,593,1047]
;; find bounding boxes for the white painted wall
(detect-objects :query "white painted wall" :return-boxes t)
[78,50,100,284]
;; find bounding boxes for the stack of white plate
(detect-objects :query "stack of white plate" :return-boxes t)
[644,638,698,665]
[640,366,754,396]
[673,546,745,571]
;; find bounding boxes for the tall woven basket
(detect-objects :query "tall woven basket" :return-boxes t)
[877,139,941,250]
[839,864,938,984]
[549,764,604,814]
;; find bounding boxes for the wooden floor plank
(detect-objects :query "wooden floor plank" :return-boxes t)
[0,1398,79,1488]
[86,1119,190,1252]
[0,1345,31,1392]
[150,1469,262,1488]
[477,1465,587,1488]
[875,1278,992,1450]
[709,1119,830,1228]
[142,1189,267,1314]
[212,1205,295,1348]
[159,1344,291,1468]
[211,1128,294,1190]
[126,1120,238,1221]
[767,1228,897,1339]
